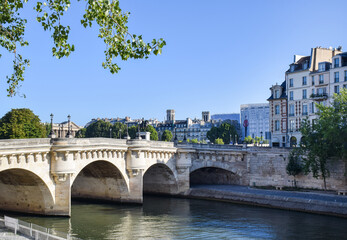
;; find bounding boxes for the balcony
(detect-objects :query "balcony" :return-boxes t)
[288,113,295,117]
[302,112,308,116]
[310,93,328,101]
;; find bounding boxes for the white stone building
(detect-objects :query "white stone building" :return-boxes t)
[240,103,270,140]
[268,46,346,147]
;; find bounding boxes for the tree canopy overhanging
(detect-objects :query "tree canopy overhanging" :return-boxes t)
[0,0,166,97]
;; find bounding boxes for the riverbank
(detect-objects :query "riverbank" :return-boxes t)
[187,185,347,217]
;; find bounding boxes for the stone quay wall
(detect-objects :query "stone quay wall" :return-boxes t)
[247,147,347,191]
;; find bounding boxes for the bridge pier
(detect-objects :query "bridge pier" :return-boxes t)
[51,174,72,216]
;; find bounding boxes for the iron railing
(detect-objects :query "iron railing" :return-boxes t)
[0,216,81,240]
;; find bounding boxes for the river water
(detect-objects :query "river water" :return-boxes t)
[2,196,347,240]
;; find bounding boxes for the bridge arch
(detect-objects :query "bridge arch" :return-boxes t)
[143,163,179,195]
[0,168,54,215]
[190,163,242,186]
[71,160,130,202]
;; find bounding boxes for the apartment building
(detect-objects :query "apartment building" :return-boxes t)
[268,46,345,147]
[267,81,287,147]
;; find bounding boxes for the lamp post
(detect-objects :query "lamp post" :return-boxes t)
[110,128,112,138]
[49,113,56,138]
[66,114,73,138]
[260,131,263,147]
[119,129,121,139]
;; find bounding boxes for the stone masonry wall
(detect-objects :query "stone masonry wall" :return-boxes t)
[247,147,347,191]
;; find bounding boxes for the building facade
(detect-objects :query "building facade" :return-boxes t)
[240,103,270,140]
[267,81,287,147]
[268,46,346,147]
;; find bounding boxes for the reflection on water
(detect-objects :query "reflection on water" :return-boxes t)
[2,196,347,240]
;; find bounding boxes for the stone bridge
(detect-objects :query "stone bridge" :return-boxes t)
[0,138,308,216]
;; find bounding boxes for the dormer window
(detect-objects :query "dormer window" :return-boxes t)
[334,58,340,68]
[318,62,325,72]
[290,65,295,72]
[275,90,280,98]
[303,62,308,69]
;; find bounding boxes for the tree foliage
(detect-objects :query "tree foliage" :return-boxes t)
[207,123,237,144]
[243,136,253,144]
[75,127,86,138]
[214,138,224,145]
[144,125,158,141]
[128,125,137,139]
[0,108,46,138]
[286,150,302,188]
[1,0,166,97]
[85,120,112,138]
[161,130,172,142]
[298,89,347,189]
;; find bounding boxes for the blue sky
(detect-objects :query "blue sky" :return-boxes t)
[1,0,346,126]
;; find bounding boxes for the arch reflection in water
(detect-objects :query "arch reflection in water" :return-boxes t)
[4,196,347,240]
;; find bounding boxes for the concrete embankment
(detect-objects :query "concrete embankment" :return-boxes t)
[187,185,347,217]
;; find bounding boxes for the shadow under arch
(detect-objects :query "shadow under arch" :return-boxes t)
[143,163,178,195]
[71,160,129,202]
[190,167,241,187]
[0,169,54,215]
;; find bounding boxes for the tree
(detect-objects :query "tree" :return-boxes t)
[0,108,46,139]
[75,128,86,138]
[112,122,126,139]
[1,0,166,97]
[207,123,237,144]
[244,136,253,144]
[85,120,112,138]
[298,89,347,189]
[144,125,158,141]
[286,150,302,188]
[161,130,172,142]
[206,126,219,143]
[128,125,137,139]
[214,138,224,145]
[190,138,198,143]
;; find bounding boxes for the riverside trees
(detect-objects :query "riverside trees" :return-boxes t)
[296,89,347,189]
[1,0,166,97]
[0,108,46,138]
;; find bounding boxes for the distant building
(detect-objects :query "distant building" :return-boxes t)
[155,110,217,142]
[211,113,240,124]
[52,121,82,138]
[240,103,270,140]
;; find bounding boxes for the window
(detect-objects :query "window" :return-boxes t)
[334,58,340,68]
[275,90,279,98]
[290,65,295,72]
[289,91,293,100]
[303,62,308,69]
[312,76,315,86]
[334,72,339,83]
[289,104,294,116]
[310,102,314,113]
[302,76,307,85]
[334,85,340,94]
[275,105,280,115]
[289,78,293,87]
[275,120,280,131]
[343,84,347,89]
[345,71,347,82]
[302,89,307,99]
[319,63,325,71]
[289,120,295,131]
[317,87,326,95]
[312,88,315,95]
[302,104,308,115]
[319,75,324,84]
